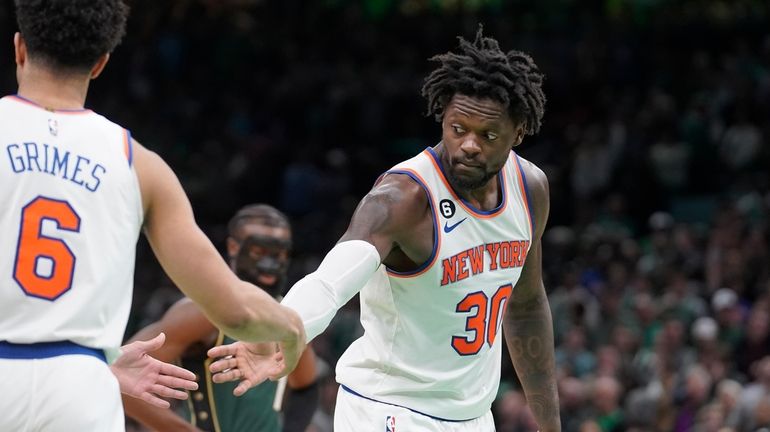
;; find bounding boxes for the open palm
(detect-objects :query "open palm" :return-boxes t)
[111,332,198,408]
[207,341,285,396]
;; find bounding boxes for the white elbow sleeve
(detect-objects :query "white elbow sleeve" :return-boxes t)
[282,240,380,341]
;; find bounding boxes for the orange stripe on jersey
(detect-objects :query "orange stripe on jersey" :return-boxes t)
[384,167,442,279]
[511,153,534,239]
[424,148,507,219]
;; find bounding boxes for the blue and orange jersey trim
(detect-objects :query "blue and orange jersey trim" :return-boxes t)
[383,168,441,278]
[5,94,92,114]
[512,152,535,239]
[123,129,134,167]
[425,147,508,219]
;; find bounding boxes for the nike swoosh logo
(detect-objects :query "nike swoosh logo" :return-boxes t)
[443,218,467,233]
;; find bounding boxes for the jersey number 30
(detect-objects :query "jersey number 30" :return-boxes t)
[13,196,81,300]
[452,284,513,356]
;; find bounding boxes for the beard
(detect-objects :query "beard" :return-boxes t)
[446,161,498,191]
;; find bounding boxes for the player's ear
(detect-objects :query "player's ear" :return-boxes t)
[14,33,26,67]
[512,124,525,148]
[89,53,110,79]
[226,237,240,260]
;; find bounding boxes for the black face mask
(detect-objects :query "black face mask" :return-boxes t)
[232,234,291,298]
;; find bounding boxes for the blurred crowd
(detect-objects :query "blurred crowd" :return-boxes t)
[1,0,769,431]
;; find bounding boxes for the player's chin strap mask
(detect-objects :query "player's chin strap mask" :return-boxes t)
[233,234,292,298]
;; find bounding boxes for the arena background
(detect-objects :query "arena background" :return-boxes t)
[1,1,769,431]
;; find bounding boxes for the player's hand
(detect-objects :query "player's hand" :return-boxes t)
[111,332,198,408]
[208,341,285,396]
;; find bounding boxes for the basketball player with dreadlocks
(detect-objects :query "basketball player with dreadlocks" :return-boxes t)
[209,27,560,431]
[123,205,318,432]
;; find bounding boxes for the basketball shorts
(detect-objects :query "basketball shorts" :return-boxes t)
[334,385,496,432]
[0,346,123,431]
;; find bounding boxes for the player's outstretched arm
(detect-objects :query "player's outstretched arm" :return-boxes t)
[503,158,561,432]
[208,174,429,389]
[122,299,214,431]
[110,333,198,409]
[280,173,428,341]
[132,141,305,370]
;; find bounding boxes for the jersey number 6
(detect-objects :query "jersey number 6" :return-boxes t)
[452,283,513,356]
[13,196,81,300]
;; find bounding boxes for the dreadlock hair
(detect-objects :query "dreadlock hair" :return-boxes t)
[421,25,546,136]
[15,0,129,73]
[227,204,291,238]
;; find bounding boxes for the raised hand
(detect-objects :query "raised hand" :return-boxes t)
[111,332,198,408]
[207,341,285,396]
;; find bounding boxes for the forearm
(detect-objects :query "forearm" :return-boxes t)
[155,237,303,345]
[504,287,560,432]
[282,381,319,432]
[282,240,380,341]
[223,285,306,346]
[122,395,200,432]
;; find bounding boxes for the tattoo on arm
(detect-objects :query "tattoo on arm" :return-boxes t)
[504,288,560,430]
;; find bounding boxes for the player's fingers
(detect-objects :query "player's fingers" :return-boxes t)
[208,345,236,359]
[140,392,171,409]
[267,363,289,381]
[159,362,197,381]
[157,374,198,391]
[209,357,238,373]
[233,379,258,397]
[132,332,166,353]
[211,368,242,383]
[150,384,189,401]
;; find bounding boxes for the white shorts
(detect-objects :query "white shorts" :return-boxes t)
[334,386,496,432]
[0,353,123,431]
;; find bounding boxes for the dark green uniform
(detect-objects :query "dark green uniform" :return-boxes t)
[180,333,280,432]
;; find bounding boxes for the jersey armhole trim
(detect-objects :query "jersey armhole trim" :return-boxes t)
[383,169,440,278]
[513,153,535,239]
[123,129,134,167]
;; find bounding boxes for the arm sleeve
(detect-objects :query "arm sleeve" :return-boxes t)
[281,240,381,341]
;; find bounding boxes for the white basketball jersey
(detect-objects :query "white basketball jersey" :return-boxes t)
[336,147,534,421]
[0,95,143,361]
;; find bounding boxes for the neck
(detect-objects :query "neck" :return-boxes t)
[455,176,498,209]
[16,64,90,110]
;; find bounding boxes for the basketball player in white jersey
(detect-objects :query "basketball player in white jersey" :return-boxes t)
[0,1,305,431]
[209,27,561,431]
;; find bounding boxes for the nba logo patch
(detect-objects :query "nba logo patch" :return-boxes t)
[385,415,396,432]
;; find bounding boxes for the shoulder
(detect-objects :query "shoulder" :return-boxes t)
[360,171,431,226]
[131,138,167,183]
[339,170,431,247]
[370,171,430,211]
[514,154,549,238]
[131,138,189,220]
[132,139,163,167]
